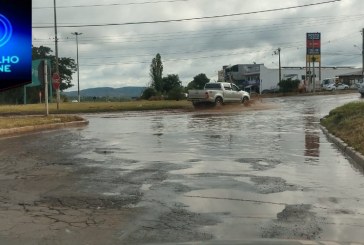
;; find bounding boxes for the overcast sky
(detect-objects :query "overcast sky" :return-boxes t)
[32,0,364,91]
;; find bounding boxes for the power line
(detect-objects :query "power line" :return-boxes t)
[33,14,362,43]
[33,13,361,48]
[80,49,275,66]
[32,0,189,9]
[32,16,361,55]
[32,0,341,29]
[31,13,364,26]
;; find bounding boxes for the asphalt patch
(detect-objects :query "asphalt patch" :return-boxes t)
[261,204,323,240]
[235,158,281,171]
[124,207,219,243]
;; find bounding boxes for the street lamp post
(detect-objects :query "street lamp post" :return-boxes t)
[71,32,82,102]
[53,0,60,109]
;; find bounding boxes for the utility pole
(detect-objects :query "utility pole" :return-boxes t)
[53,0,60,109]
[278,48,281,84]
[71,32,82,102]
[311,36,315,92]
[362,28,364,82]
[274,48,281,84]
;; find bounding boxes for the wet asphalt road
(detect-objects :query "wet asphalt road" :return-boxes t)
[2,93,364,244]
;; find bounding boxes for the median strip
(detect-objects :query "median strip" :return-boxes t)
[0,115,88,137]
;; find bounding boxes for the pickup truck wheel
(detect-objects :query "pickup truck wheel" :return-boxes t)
[242,96,249,104]
[215,97,223,107]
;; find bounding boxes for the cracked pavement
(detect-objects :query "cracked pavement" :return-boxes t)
[1,95,364,244]
[0,132,141,245]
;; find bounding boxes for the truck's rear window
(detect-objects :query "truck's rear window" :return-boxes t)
[204,83,221,90]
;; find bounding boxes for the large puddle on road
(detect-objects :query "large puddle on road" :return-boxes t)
[63,94,364,242]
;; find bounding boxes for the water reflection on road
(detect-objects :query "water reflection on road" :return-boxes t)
[78,93,364,242]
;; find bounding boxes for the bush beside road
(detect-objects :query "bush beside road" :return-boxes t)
[320,101,364,156]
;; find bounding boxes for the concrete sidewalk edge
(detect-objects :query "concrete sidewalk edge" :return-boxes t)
[0,120,89,137]
[320,124,364,168]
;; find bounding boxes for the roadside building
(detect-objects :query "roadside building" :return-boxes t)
[337,70,363,88]
[219,64,361,93]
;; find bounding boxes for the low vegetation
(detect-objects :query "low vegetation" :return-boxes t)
[0,115,84,129]
[321,101,364,155]
[0,100,193,116]
[0,100,193,130]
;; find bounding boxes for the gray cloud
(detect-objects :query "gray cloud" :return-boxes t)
[32,0,363,90]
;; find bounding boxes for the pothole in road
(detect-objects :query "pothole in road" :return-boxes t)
[250,176,301,194]
[235,158,281,171]
[261,204,324,240]
[188,173,301,194]
[38,194,142,210]
[123,207,219,243]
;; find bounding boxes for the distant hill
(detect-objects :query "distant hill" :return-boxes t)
[63,86,146,99]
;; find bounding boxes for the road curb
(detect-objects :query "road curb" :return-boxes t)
[320,124,364,168]
[0,120,89,137]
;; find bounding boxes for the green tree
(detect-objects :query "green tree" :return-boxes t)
[162,74,183,100]
[32,45,77,91]
[167,86,184,100]
[150,53,163,93]
[141,87,158,100]
[162,74,181,94]
[187,73,210,90]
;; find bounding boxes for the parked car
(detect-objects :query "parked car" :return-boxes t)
[359,82,364,96]
[324,83,336,91]
[324,83,349,91]
[335,83,349,90]
[261,87,280,94]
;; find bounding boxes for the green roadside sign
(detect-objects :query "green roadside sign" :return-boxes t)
[29,59,51,87]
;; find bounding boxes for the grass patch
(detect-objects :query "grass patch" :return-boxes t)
[321,101,364,155]
[0,100,193,115]
[0,100,192,130]
[0,115,85,129]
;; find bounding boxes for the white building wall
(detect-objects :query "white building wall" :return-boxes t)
[260,65,279,91]
[259,65,361,91]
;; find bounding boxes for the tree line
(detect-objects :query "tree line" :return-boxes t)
[141,53,210,100]
[0,48,211,104]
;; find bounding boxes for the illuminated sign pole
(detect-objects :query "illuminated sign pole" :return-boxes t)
[306,33,321,92]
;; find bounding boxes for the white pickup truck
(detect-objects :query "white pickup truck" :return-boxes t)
[359,81,364,96]
[187,82,250,107]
